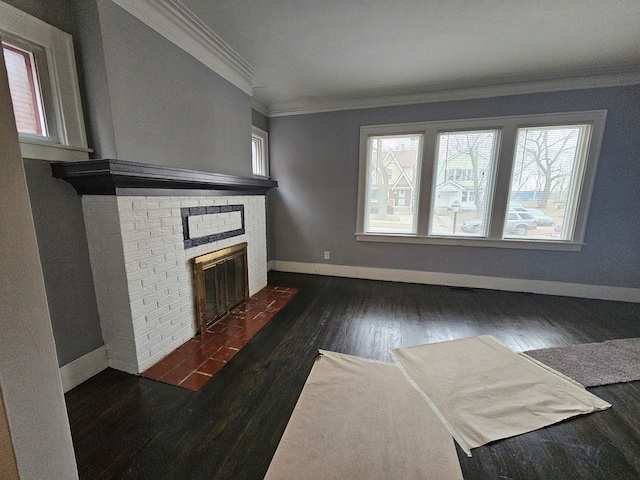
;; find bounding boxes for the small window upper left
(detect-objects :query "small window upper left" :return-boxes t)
[0,1,90,161]
[3,41,49,138]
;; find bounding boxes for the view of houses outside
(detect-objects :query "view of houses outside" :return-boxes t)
[505,125,590,240]
[366,135,421,234]
[365,124,591,241]
[429,130,498,237]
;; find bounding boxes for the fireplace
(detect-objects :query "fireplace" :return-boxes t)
[193,243,249,333]
[51,159,277,374]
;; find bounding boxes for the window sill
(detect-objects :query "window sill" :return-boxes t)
[19,137,92,162]
[355,233,585,251]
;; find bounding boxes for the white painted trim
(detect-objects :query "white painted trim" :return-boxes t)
[355,233,585,251]
[251,96,269,117]
[59,346,108,393]
[267,70,640,117]
[110,0,258,96]
[271,260,640,303]
[251,125,269,178]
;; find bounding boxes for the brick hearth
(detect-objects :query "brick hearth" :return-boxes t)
[142,286,297,391]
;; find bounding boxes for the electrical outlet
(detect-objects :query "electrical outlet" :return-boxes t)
[323,251,330,260]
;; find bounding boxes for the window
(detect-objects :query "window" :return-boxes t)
[363,134,422,234]
[3,41,47,137]
[429,129,499,237]
[505,125,592,241]
[356,111,607,251]
[1,1,89,161]
[251,126,269,177]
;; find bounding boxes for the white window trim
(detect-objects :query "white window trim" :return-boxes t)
[251,125,269,178]
[0,1,90,161]
[356,110,607,251]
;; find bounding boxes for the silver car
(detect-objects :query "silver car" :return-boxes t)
[505,211,537,235]
[461,211,537,235]
[525,208,554,226]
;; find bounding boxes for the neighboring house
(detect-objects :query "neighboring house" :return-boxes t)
[433,151,491,212]
[433,180,476,212]
[371,148,417,213]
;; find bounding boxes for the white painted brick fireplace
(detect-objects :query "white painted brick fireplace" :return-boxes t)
[82,194,267,374]
[52,159,277,376]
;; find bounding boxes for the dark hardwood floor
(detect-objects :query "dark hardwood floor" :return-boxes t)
[65,272,640,479]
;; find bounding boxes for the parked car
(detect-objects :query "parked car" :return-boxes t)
[505,211,537,235]
[461,217,484,233]
[461,211,537,235]
[525,208,553,226]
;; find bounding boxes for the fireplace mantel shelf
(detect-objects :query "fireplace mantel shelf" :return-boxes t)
[51,159,278,196]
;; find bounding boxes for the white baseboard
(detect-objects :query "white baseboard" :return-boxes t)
[270,260,640,303]
[59,346,108,393]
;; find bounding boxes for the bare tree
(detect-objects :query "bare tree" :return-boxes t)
[445,132,495,217]
[373,138,389,219]
[517,128,578,208]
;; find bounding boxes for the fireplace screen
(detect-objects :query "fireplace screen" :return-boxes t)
[192,242,248,333]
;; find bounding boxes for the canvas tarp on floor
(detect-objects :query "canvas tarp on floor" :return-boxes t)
[264,350,463,480]
[391,335,611,456]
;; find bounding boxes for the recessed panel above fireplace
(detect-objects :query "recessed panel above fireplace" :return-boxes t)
[181,205,245,249]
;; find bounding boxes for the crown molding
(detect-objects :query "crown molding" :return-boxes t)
[267,69,640,117]
[109,0,258,96]
[107,1,640,118]
[250,88,272,116]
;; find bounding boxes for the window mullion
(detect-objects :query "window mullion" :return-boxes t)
[416,128,435,236]
[487,123,516,239]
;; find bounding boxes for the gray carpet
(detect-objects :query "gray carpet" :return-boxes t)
[525,338,640,387]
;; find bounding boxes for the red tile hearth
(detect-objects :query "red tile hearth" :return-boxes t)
[141,285,297,391]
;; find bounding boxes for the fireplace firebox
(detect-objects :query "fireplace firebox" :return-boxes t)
[192,243,249,334]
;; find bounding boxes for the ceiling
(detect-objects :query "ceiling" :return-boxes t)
[124,0,640,116]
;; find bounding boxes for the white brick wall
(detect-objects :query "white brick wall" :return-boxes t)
[188,210,243,236]
[82,194,268,374]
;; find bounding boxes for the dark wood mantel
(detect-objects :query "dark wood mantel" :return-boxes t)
[51,159,277,196]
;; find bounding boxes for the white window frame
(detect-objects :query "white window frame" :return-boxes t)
[0,1,90,161]
[356,110,607,251]
[251,125,269,178]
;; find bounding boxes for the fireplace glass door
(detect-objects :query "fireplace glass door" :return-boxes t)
[193,243,248,333]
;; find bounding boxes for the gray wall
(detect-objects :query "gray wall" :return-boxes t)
[24,160,103,366]
[269,85,640,289]
[98,0,252,176]
[252,108,270,132]
[75,0,118,158]
[2,0,75,33]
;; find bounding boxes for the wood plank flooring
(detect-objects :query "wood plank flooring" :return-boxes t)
[65,272,640,479]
